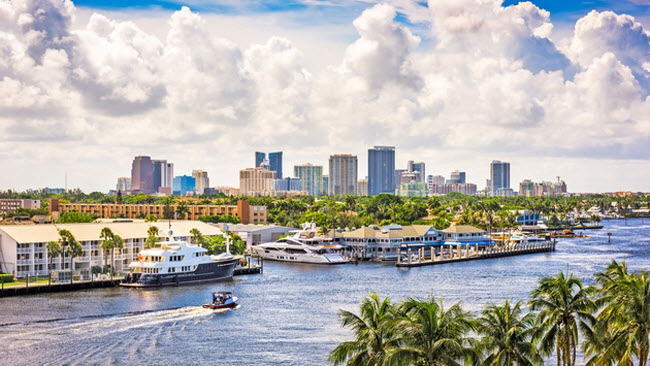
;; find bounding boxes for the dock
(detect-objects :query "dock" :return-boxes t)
[396,241,556,268]
[0,278,123,297]
[234,255,263,276]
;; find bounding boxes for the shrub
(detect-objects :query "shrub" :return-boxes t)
[0,273,14,283]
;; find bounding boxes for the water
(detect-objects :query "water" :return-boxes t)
[1,219,649,366]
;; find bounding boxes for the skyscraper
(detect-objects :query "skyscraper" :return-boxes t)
[329,154,358,196]
[152,160,173,195]
[192,170,209,195]
[448,170,466,184]
[294,163,323,196]
[322,175,329,196]
[240,167,276,195]
[255,151,283,178]
[273,177,302,191]
[368,146,395,196]
[407,161,425,182]
[116,177,131,192]
[130,156,154,194]
[173,175,196,196]
[357,179,368,196]
[490,160,510,196]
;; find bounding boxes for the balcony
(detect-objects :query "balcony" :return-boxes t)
[75,256,91,262]
[34,247,46,253]
[91,256,103,262]
[34,259,47,265]
[16,248,32,254]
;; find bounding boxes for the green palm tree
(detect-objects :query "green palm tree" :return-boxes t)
[328,293,396,366]
[145,226,159,249]
[176,204,189,220]
[585,260,650,366]
[384,296,476,366]
[111,235,124,277]
[46,240,61,272]
[99,227,114,273]
[190,228,203,246]
[61,231,82,283]
[474,300,543,366]
[529,271,596,366]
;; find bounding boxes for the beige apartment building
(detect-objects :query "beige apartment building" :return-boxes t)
[0,199,41,214]
[51,199,266,224]
[239,167,276,196]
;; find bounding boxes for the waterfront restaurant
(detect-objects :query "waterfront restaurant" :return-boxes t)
[333,224,491,260]
[0,221,223,278]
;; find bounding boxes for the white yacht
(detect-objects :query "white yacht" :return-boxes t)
[121,237,238,287]
[253,223,348,264]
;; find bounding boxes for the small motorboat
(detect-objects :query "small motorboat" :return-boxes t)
[203,291,238,310]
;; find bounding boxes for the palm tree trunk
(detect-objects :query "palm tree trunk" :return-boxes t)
[639,344,648,366]
[111,250,115,279]
[556,339,561,366]
[571,331,576,366]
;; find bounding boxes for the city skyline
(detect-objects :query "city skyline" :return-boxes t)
[1,0,649,193]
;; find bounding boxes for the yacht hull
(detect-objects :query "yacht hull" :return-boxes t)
[253,248,347,264]
[120,258,238,288]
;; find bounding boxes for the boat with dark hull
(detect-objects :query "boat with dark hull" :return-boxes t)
[121,240,238,288]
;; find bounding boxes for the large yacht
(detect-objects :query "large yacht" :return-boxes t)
[121,237,238,287]
[253,224,348,264]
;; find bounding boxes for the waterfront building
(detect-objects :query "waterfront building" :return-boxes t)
[294,163,323,196]
[490,160,510,196]
[255,151,283,178]
[51,199,265,224]
[430,183,477,195]
[116,177,131,192]
[273,177,302,191]
[322,175,329,196]
[368,146,395,196]
[215,223,293,251]
[239,167,276,196]
[173,175,196,196]
[357,179,368,196]
[192,170,209,195]
[448,170,466,184]
[130,156,154,194]
[329,154,358,196]
[333,224,489,260]
[396,181,428,197]
[0,199,41,214]
[0,221,223,278]
[407,161,425,182]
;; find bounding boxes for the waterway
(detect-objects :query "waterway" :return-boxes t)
[1,219,649,365]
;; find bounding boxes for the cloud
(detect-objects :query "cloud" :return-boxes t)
[0,0,649,192]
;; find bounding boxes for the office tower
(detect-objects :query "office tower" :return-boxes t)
[130,156,154,194]
[322,175,329,196]
[407,161,425,182]
[448,170,466,184]
[255,151,283,178]
[490,160,510,196]
[273,177,302,191]
[173,175,196,196]
[294,163,324,196]
[368,146,395,196]
[240,167,276,195]
[357,179,368,196]
[329,154,358,196]
[192,170,209,195]
[116,177,131,192]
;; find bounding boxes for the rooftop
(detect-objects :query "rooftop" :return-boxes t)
[441,225,486,234]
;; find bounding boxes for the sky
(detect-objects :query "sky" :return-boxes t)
[0,0,649,193]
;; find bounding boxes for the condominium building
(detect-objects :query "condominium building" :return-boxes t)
[329,154,358,196]
[116,177,131,192]
[448,170,466,184]
[273,177,302,192]
[51,199,266,224]
[368,146,395,196]
[519,179,567,196]
[0,199,41,214]
[255,151,283,178]
[130,156,154,194]
[490,160,510,196]
[294,163,324,196]
[192,170,209,195]
[396,181,428,197]
[430,183,477,195]
[0,221,223,278]
[322,176,329,196]
[427,175,445,193]
[407,161,426,182]
[240,167,276,195]
[519,179,535,197]
[357,179,368,196]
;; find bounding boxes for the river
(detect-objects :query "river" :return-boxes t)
[1,219,649,365]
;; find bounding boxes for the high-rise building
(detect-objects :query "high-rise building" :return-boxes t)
[255,151,283,178]
[192,170,209,195]
[240,167,276,196]
[368,146,395,196]
[329,154,357,196]
[130,156,154,194]
[448,170,466,184]
[490,160,510,196]
[116,177,131,192]
[273,177,302,192]
[519,179,567,197]
[519,179,535,197]
[357,179,368,196]
[396,181,428,197]
[173,175,196,196]
[407,161,426,182]
[322,175,329,196]
[430,183,477,195]
[294,163,323,196]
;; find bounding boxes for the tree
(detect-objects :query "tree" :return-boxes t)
[190,228,203,246]
[585,260,650,366]
[145,226,159,248]
[59,229,82,282]
[99,227,114,273]
[46,240,61,272]
[474,300,543,366]
[163,203,175,220]
[384,297,476,366]
[111,235,124,277]
[144,214,158,222]
[529,272,596,366]
[328,293,396,366]
[176,203,189,220]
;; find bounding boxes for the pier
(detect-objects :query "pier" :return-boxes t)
[396,241,556,268]
[0,278,123,297]
[234,255,263,276]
